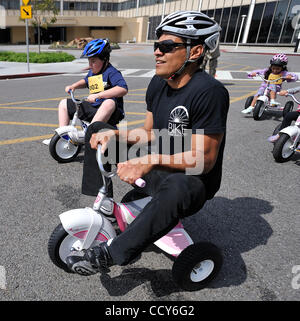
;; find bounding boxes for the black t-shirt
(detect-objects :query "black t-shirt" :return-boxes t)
[146,70,229,199]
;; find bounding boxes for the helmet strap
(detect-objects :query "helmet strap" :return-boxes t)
[168,39,205,80]
[97,59,109,75]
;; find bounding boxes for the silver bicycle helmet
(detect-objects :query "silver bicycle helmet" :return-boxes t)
[156,11,221,50]
[155,11,221,79]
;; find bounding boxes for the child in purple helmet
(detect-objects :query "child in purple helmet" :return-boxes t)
[242,54,298,114]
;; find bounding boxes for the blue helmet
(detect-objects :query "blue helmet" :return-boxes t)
[81,38,111,59]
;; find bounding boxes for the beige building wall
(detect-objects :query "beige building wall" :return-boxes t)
[2,0,296,44]
[5,11,147,43]
[90,29,119,43]
[66,26,90,41]
[10,26,26,44]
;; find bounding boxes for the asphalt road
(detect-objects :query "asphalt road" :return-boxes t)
[0,48,299,303]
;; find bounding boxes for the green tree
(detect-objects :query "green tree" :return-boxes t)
[31,0,58,53]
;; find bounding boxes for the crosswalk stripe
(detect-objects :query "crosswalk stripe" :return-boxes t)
[62,69,300,81]
[216,70,233,80]
[119,69,140,76]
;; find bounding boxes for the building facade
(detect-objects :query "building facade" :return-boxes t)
[0,0,299,45]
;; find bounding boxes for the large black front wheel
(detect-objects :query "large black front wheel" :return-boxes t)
[282,101,294,118]
[253,100,265,120]
[272,123,282,136]
[172,242,222,291]
[272,133,295,163]
[49,132,81,163]
[48,224,76,272]
[244,95,254,109]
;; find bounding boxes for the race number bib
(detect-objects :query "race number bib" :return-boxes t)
[268,73,283,85]
[88,74,104,94]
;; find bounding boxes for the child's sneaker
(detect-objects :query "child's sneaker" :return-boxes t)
[270,100,280,106]
[42,138,51,145]
[241,106,254,114]
[296,144,300,153]
[267,134,280,143]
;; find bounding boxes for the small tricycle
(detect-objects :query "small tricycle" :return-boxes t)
[243,74,294,120]
[272,93,300,162]
[49,90,89,163]
[48,145,223,291]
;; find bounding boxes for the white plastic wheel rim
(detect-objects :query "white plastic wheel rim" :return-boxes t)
[56,137,78,159]
[190,259,214,282]
[59,236,82,263]
[282,138,294,158]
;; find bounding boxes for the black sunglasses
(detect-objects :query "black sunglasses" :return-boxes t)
[154,40,187,53]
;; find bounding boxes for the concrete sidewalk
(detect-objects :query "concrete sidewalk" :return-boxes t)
[0,43,299,79]
[0,59,88,79]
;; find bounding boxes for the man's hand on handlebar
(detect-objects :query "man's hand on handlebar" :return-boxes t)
[117,155,154,185]
[279,90,288,96]
[90,129,116,153]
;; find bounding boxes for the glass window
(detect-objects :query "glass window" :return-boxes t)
[226,6,239,43]
[280,0,299,43]
[1,0,19,9]
[74,2,81,10]
[54,1,60,10]
[81,2,87,10]
[220,7,230,42]
[248,2,265,43]
[207,10,214,18]
[233,5,248,43]
[214,8,222,24]
[0,28,10,43]
[148,15,161,40]
[101,2,107,11]
[257,1,277,43]
[268,0,290,43]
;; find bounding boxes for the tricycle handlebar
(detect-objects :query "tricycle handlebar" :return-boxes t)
[249,74,295,83]
[286,93,300,105]
[96,145,146,187]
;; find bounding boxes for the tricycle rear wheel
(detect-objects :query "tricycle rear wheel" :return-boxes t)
[253,100,265,120]
[283,101,294,117]
[172,242,222,291]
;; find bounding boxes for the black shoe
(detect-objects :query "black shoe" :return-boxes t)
[66,242,114,276]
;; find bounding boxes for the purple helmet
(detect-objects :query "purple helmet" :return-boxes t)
[270,53,288,67]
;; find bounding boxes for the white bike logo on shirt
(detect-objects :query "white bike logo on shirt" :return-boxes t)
[168,106,189,136]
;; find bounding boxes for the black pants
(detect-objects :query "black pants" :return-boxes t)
[82,122,120,197]
[279,111,300,131]
[82,121,208,265]
[67,98,123,127]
